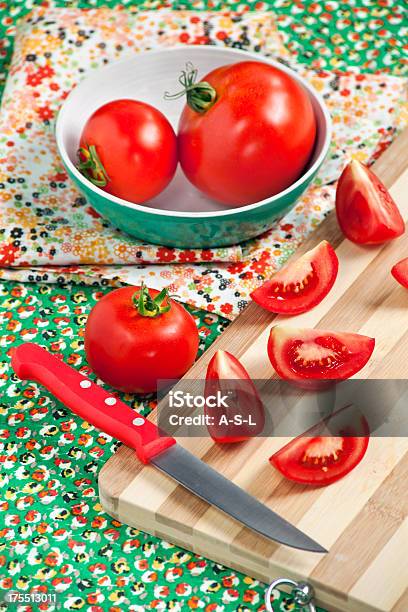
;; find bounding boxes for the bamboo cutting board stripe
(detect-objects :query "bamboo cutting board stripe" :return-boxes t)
[99,129,408,612]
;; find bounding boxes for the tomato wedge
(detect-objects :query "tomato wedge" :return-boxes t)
[335,160,404,244]
[250,241,338,315]
[270,405,370,485]
[204,350,265,443]
[268,326,375,383]
[391,258,408,289]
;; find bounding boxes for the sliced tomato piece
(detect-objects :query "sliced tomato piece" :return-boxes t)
[391,257,408,289]
[204,350,265,443]
[270,405,370,485]
[335,160,404,244]
[268,326,375,382]
[250,241,338,315]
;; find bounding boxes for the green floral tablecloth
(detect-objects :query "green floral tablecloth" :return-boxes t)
[0,2,406,611]
[1,0,406,97]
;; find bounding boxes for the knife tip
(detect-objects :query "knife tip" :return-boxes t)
[310,542,328,554]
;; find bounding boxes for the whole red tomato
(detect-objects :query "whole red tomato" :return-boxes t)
[167,61,316,206]
[85,285,199,393]
[77,99,177,203]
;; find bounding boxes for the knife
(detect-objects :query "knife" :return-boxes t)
[11,342,327,553]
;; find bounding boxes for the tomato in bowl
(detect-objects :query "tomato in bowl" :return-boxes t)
[55,46,331,248]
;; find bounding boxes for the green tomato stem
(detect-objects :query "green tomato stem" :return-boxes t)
[132,283,171,318]
[77,144,110,187]
[164,62,217,114]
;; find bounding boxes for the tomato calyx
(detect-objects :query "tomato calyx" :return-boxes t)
[164,62,217,113]
[132,283,172,318]
[77,144,110,187]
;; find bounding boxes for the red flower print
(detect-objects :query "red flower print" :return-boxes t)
[227,262,245,274]
[0,242,19,265]
[86,206,101,219]
[179,250,197,262]
[157,247,176,262]
[243,588,258,603]
[179,33,190,43]
[258,249,271,261]
[200,250,213,261]
[220,303,233,315]
[37,65,55,79]
[10,286,24,297]
[250,260,267,274]
[37,105,54,121]
[52,171,68,182]
[280,223,294,231]
[26,72,43,87]
[340,88,351,97]
[193,35,210,45]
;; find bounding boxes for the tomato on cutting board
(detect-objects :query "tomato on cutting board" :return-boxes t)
[335,159,404,244]
[204,350,265,443]
[167,61,316,206]
[391,258,408,289]
[77,99,177,203]
[251,241,338,315]
[85,285,199,393]
[270,405,370,486]
[268,326,375,383]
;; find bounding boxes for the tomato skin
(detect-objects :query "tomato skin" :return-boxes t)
[391,258,408,289]
[335,160,404,244]
[79,99,177,204]
[268,326,375,383]
[204,350,264,443]
[270,406,370,486]
[251,241,338,315]
[84,287,199,394]
[178,61,316,206]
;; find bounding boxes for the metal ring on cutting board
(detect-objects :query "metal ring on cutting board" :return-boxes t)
[265,578,317,612]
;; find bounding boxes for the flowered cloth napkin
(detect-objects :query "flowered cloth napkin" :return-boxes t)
[0,7,406,318]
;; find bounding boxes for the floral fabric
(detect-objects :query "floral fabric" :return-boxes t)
[0,0,407,97]
[0,8,406,319]
[3,280,302,612]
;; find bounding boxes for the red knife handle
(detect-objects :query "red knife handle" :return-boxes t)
[11,343,176,464]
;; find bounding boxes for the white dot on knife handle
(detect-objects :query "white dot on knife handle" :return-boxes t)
[80,380,91,389]
[104,397,117,406]
[132,417,144,426]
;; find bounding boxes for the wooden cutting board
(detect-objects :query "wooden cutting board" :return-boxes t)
[99,129,408,612]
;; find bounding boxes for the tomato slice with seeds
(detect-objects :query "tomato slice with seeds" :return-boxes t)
[270,405,370,485]
[268,326,375,382]
[335,160,404,244]
[391,258,408,289]
[250,241,338,315]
